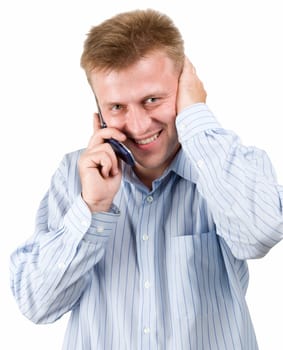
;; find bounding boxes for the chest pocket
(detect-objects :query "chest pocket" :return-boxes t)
[166,230,231,320]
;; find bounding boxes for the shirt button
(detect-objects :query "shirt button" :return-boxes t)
[144,280,151,289]
[146,195,153,203]
[81,220,88,227]
[197,159,204,168]
[143,327,151,334]
[58,262,66,270]
[142,234,149,241]
[96,226,104,233]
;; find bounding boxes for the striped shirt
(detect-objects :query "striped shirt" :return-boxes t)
[10,103,283,349]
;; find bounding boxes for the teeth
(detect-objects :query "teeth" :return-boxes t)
[135,133,159,145]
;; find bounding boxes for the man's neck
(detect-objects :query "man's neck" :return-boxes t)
[133,146,181,190]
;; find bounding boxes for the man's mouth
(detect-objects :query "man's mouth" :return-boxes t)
[134,132,161,145]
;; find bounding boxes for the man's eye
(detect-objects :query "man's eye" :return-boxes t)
[111,104,122,111]
[145,97,158,104]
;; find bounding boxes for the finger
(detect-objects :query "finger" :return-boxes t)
[80,150,115,178]
[96,152,113,178]
[100,145,120,176]
[100,155,121,178]
[93,112,102,133]
[87,127,127,149]
[85,143,120,175]
[86,113,103,148]
[87,117,106,148]
[182,56,197,77]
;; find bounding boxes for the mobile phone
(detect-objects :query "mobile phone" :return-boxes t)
[95,96,135,167]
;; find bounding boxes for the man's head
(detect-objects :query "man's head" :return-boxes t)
[80,9,184,76]
[80,9,185,184]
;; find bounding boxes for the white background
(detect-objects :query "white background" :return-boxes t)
[1,0,283,349]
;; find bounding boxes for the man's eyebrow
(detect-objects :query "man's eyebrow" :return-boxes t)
[142,92,167,100]
[102,91,168,107]
[103,101,124,107]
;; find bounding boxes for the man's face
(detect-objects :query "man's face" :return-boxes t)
[89,51,181,180]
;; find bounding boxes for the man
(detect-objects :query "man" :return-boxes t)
[10,8,283,350]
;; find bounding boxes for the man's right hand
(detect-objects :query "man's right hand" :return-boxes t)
[78,114,126,213]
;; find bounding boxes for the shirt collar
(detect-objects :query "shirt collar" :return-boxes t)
[164,148,199,183]
[122,147,199,187]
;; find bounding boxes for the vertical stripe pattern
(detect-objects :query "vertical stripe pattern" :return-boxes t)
[10,103,283,349]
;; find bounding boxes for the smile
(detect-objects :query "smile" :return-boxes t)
[134,132,161,145]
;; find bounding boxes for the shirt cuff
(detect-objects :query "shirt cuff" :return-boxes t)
[176,103,222,141]
[63,194,120,244]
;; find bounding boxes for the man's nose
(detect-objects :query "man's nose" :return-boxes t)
[125,106,151,136]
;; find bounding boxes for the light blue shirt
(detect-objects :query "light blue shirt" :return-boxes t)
[10,103,283,349]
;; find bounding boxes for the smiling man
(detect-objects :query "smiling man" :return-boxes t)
[82,50,183,201]
[10,9,283,350]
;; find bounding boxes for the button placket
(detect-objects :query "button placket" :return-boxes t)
[139,193,155,343]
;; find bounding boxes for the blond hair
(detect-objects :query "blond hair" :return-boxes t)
[81,9,184,75]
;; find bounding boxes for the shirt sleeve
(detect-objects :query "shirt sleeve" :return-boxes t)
[176,103,283,259]
[10,152,120,324]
